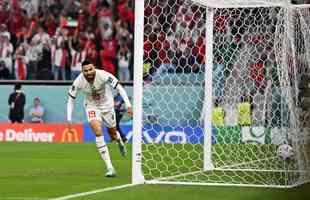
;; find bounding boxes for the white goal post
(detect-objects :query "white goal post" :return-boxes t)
[133,0,310,188]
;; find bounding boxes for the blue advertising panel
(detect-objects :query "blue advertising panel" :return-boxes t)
[83,123,219,144]
[83,124,132,142]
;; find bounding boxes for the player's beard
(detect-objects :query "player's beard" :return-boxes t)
[84,73,95,83]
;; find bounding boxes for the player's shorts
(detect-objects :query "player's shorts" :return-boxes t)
[85,105,116,128]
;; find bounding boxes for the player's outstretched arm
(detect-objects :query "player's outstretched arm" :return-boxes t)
[67,82,78,121]
[116,84,132,117]
[66,95,75,132]
[67,95,75,120]
[67,94,78,133]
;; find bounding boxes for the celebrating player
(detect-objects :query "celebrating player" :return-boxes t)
[66,60,132,177]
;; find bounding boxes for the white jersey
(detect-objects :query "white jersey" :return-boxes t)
[68,69,118,111]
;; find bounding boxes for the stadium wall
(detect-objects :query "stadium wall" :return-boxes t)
[0,85,133,123]
[0,84,203,125]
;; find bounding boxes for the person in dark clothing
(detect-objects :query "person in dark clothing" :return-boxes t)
[0,60,11,79]
[36,43,53,80]
[114,92,128,143]
[8,83,26,123]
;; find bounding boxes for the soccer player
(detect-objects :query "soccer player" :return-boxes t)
[66,60,132,177]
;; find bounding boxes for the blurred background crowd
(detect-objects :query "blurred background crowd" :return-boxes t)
[0,0,134,82]
[0,0,309,82]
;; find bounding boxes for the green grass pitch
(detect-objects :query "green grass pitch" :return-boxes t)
[0,142,309,200]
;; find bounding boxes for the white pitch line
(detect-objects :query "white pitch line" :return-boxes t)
[0,198,47,200]
[50,183,138,200]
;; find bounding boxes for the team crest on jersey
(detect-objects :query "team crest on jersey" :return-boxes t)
[107,77,113,84]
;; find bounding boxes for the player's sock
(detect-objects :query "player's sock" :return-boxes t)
[95,136,114,170]
[115,131,124,145]
[116,131,127,157]
[118,130,128,143]
[121,135,128,143]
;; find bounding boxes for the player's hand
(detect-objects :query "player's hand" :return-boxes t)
[127,107,133,117]
[67,121,74,134]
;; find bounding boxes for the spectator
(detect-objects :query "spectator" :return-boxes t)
[54,40,68,80]
[115,20,132,46]
[29,97,45,123]
[20,0,36,18]
[49,0,64,18]
[8,83,26,123]
[98,6,113,41]
[69,37,86,80]
[85,37,98,66]
[37,42,53,80]
[0,24,11,41]
[9,3,26,48]
[117,44,131,82]
[44,12,58,37]
[31,26,51,47]
[25,40,40,79]
[212,98,225,126]
[14,45,28,80]
[0,60,10,79]
[15,26,29,47]
[0,32,13,74]
[100,36,117,75]
[117,0,134,25]
[0,2,10,25]
[237,94,253,126]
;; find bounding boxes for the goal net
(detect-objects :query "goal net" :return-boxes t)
[132,0,310,187]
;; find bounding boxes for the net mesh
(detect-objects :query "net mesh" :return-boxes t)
[140,0,310,186]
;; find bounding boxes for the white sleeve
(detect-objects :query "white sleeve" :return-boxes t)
[68,82,78,99]
[101,70,119,88]
[116,84,132,108]
[67,82,79,121]
[67,95,75,122]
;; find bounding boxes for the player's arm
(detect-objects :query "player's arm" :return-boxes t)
[8,94,13,105]
[105,72,132,116]
[116,84,132,116]
[67,84,79,124]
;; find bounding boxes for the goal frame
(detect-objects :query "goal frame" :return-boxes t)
[132,0,310,188]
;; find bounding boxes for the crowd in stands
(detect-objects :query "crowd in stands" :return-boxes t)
[0,0,134,82]
[143,0,205,78]
[142,0,310,83]
[0,0,308,82]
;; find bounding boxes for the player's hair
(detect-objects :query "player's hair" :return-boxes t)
[81,60,92,67]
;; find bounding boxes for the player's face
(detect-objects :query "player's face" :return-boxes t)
[82,64,96,82]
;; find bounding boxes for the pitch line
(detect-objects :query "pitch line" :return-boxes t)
[0,198,47,200]
[51,183,138,200]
